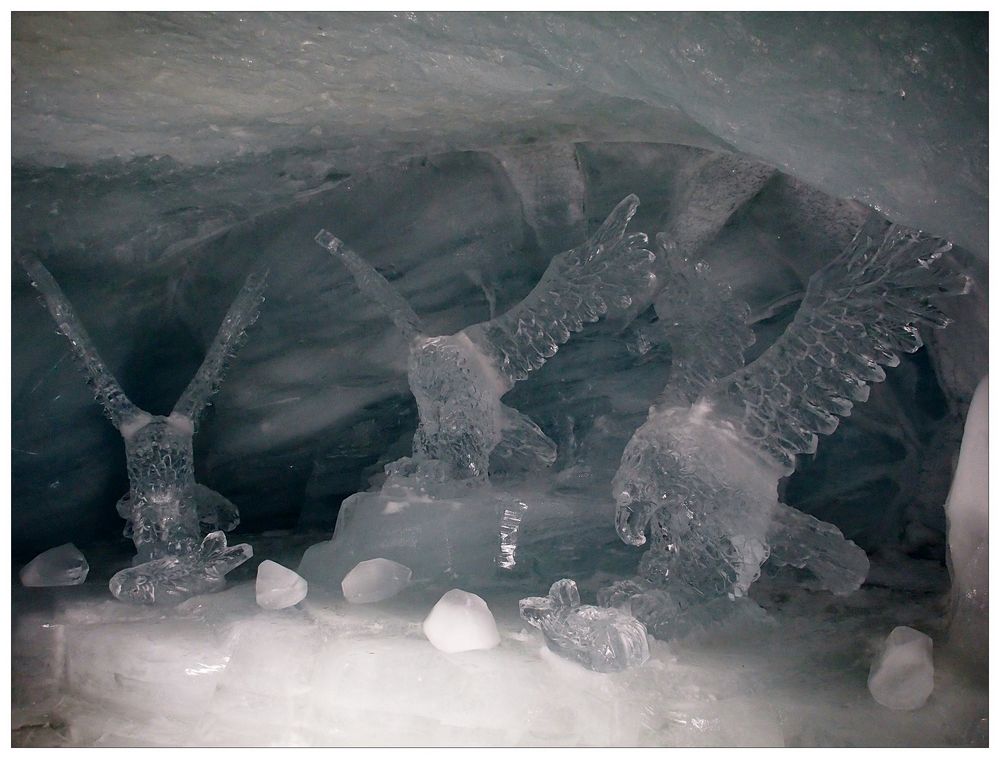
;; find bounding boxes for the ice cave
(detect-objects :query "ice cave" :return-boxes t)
[10,11,989,748]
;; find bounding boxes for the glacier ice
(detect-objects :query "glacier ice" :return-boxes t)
[256,560,308,610]
[609,215,968,637]
[18,251,266,604]
[868,626,935,711]
[944,375,988,670]
[341,558,412,604]
[423,589,501,653]
[316,194,654,481]
[19,543,89,587]
[520,579,649,673]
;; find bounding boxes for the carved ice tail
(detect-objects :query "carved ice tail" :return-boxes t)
[17,251,143,430]
[172,267,268,427]
[315,229,425,341]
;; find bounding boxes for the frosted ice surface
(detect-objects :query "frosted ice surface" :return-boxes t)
[423,589,501,653]
[610,216,968,635]
[18,251,266,604]
[944,375,988,667]
[256,560,308,610]
[317,193,655,481]
[868,626,934,711]
[341,558,412,604]
[19,542,89,587]
[520,579,649,673]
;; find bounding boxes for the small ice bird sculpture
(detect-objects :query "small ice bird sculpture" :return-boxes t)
[316,195,656,481]
[19,252,267,604]
[606,215,970,636]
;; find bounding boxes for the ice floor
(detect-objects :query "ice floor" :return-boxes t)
[11,532,987,748]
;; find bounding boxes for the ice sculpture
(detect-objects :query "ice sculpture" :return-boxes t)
[341,558,412,603]
[606,215,969,637]
[315,194,655,482]
[18,252,267,604]
[256,560,308,609]
[520,579,649,673]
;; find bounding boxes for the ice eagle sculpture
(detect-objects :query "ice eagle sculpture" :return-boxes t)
[603,215,970,637]
[18,252,267,605]
[315,194,656,482]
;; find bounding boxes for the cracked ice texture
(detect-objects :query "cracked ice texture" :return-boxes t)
[19,543,90,587]
[520,579,649,673]
[611,216,969,634]
[317,194,655,481]
[18,250,265,604]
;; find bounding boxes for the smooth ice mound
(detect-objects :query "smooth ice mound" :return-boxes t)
[341,558,412,604]
[423,589,501,653]
[256,560,308,610]
[520,579,649,673]
[19,543,89,587]
[868,626,935,711]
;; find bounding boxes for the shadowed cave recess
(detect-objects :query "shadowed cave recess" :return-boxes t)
[11,11,988,748]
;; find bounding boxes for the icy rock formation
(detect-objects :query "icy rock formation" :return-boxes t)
[944,375,988,670]
[423,589,501,653]
[520,579,649,673]
[18,251,266,604]
[868,626,935,711]
[608,215,969,638]
[19,543,89,587]
[256,560,308,610]
[341,558,412,604]
[316,193,655,482]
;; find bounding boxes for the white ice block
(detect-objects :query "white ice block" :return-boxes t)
[19,543,89,587]
[423,589,500,653]
[341,558,412,604]
[868,626,934,711]
[255,560,308,610]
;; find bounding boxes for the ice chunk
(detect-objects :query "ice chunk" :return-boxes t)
[944,375,988,669]
[341,558,411,604]
[868,626,934,711]
[256,560,308,610]
[520,579,649,673]
[19,542,89,587]
[423,589,500,653]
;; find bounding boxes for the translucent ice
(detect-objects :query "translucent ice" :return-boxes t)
[868,626,934,711]
[256,560,308,610]
[317,194,655,481]
[19,543,89,587]
[341,558,412,604]
[18,251,266,604]
[944,375,988,669]
[423,589,501,653]
[520,579,649,673]
[611,215,968,636]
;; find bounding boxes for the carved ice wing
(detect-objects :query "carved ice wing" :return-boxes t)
[705,214,970,474]
[18,251,143,430]
[315,230,425,341]
[651,234,756,406]
[462,195,655,385]
[172,267,268,426]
